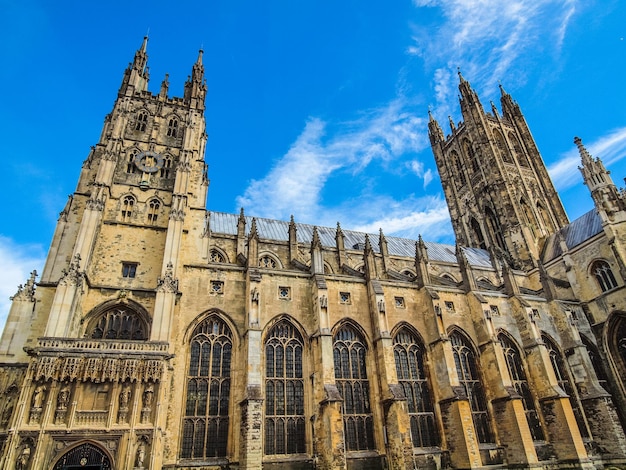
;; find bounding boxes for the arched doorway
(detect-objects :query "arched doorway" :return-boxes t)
[52,442,112,470]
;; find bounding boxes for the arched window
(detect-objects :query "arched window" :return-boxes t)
[581,335,608,390]
[182,317,232,459]
[121,196,135,222]
[394,327,438,447]
[167,118,179,137]
[52,442,112,470]
[470,217,486,249]
[87,305,148,340]
[147,199,160,225]
[498,333,544,441]
[160,155,173,178]
[591,260,618,292]
[463,139,479,173]
[126,149,139,174]
[542,335,590,438]
[135,111,148,132]
[485,207,506,250]
[333,324,375,451]
[260,255,277,269]
[494,130,512,164]
[509,133,529,167]
[450,331,493,443]
[520,198,537,238]
[265,321,306,455]
[209,250,225,263]
[450,151,467,186]
[537,203,551,231]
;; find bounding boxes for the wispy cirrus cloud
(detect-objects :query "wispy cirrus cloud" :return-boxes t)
[0,236,46,332]
[236,96,446,237]
[410,0,577,114]
[549,127,626,190]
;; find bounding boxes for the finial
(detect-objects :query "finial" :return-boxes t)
[196,48,204,64]
[141,35,149,52]
[457,67,465,82]
[448,115,455,131]
[428,108,435,121]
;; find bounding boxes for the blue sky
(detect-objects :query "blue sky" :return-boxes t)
[1,0,625,326]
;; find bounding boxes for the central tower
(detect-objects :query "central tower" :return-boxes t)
[428,73,569,269]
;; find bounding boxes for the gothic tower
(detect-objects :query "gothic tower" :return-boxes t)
[0,37,208,469]
[428,73,569,269]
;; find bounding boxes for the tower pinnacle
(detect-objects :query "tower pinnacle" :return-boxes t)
[118,36,150,96]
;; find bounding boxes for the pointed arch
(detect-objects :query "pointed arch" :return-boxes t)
[580,334,608,390]
[485,206,506,250]
[84,300,150,340]
[146,197,162,225]
[392,323,439,447]
[134,109,149,132]
[470,217,486,249]
[181,313,234,459]
[493,129,512,164]
[51,441,113,470]
[160,153,174,178]
[605,312,626,401]
[497,331,544,441]
[209,247,229,264]
[520,197,537,238]
[120,194,136,222]
[263,317,306,455]
[589,259,619,292]
[449,150,467,186]
[332,320,375,451]
[509,132,530,167]
[166,115,180,138]
[541,333,590,438]
[448,328,494,443]
[259,252,282,269]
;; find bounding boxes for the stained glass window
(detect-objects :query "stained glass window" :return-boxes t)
[265,321,306,455]
[182,317,232,459]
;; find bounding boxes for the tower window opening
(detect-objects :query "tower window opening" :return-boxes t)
[121,195,135,222]
[135,111,148,132]
[122,262,138,278]
[591,260,618,292]
[127,150,139,174]
[167,118,179,138]
[147,199,160,224]
[160,156,172,178]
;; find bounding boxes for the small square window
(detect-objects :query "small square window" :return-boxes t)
[340,292,351,304]
[394,297,405,308]
[531,308,540,320]
[122,263,137,278]
[210,281,224,294]
[278,286,291,300]
[445,301,455,312]
[489,305,500,316]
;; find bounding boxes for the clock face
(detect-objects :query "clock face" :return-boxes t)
[134,151,164,173]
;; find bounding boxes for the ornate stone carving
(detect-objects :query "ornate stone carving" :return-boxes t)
[15,440,32,470]
[55,383,71,424]
[59,254,84,287]
[29,384,47,424]
[10,270,37,302]
[117,382,132,424]
[156,262,178,293]
[141,383,154,424]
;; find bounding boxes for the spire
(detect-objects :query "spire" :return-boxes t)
[457,69,483,113]
[428,110,445,144]
[448,115,456,133]
[499,83,520,118]
[184,48,207,109]
[119,36,150,96]
[159,73,169,98]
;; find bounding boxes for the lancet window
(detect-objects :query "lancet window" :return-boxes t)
[126,149,139,174]
[167,118,179,137]
[450,331,493,443]
[135,111,148,132]
[498,333,544,441]
[182,317,232,459]
[333,324,375,451]
[591,260,618,292]
[160,155,172,178]
[121,195,135,222]
[393,327,438,447]
[542,335,590,439]
[147,199,160,225]
[87,305,148,340]
[264,320,306,455]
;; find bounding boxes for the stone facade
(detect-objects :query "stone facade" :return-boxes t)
[0,40,625,470]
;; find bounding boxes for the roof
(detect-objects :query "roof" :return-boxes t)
[207,211,493,268]
[542,209,604,262]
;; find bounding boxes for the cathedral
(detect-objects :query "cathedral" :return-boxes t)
[1,38,625,470]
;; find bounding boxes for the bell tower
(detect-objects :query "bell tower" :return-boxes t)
[429,73,569,269]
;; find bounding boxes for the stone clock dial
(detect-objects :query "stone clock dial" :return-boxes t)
[134,150,164,173]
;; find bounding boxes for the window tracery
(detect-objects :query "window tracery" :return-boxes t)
[450,331,493,443]
[498,333,544,441]
[182,317,232,459]
[591,260,618,292]
[333,324,375,451]
[167,118,179,138]
[265,321,306,455]
[87,306,148,340]
[160,155,173,178]
[126,149,139,174]
[147,199,160,225]
[135,111,148,132]
[509,133,530,167]
[121,196,135,222]
[260,255,278,269]
[209,250,225,263]
[393,327,438,447]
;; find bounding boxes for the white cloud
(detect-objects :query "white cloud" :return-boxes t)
[236,96,435,228]
[0,236,46,333]
[410,0,578,114]
[549,127,626,190]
